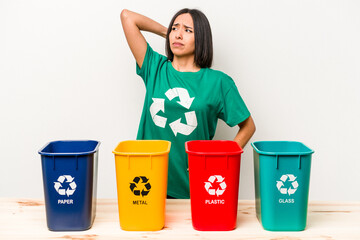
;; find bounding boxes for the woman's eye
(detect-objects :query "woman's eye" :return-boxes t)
[186,29,193,33]
[172,27,177,31]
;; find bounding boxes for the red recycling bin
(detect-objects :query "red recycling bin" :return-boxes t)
[185,140,243,231]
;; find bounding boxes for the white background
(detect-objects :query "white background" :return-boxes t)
[1,0,359,201]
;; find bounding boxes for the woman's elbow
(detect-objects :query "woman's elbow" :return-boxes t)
[120,9,130,22]
[250,116,256,135]
[251,118,256,134]
[243,116,256,136]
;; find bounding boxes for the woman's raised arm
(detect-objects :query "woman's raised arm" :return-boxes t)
[120,9,167,68]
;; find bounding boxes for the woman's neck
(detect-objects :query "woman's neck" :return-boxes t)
[172,55,200,72]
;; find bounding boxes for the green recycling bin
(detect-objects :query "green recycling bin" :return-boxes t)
[251,141,314,231]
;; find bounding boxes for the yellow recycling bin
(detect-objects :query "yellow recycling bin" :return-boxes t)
[113,140,171,231]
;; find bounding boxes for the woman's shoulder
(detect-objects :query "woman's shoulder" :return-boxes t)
[204,68,234,83]
[202,68,239,94]
[146,43,167,61]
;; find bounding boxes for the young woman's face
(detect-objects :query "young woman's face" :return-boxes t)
[169,13,195,58]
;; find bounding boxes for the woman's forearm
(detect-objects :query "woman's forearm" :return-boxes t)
[233,116,256,149]
[121,9,167,38]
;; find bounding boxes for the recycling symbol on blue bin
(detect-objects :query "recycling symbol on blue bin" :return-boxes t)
[54,175,77,197]
[130,176,151,197]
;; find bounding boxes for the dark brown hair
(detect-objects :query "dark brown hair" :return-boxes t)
[165,8,213,68]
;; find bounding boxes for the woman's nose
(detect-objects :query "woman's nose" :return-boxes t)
[175,31,182,39]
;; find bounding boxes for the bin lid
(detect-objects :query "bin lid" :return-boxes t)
[38,140,100,156]
[251,141,314,156]
[185,140,243,156]
[112,140,171,156]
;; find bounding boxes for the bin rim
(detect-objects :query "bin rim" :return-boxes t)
[112,140,171,156]
[251,141,314,156]
[38,140,101,156]
[185,140,243,156]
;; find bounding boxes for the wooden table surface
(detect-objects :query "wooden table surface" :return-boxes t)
[0,198,359,240]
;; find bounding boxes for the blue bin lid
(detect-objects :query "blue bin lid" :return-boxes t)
[38,140,100,156]
[251,141,314,156]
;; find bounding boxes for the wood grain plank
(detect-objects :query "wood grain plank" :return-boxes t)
[0,199,359,240]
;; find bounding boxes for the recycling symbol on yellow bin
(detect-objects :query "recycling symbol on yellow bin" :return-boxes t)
[150,88,197,136]
[130,176,151,197]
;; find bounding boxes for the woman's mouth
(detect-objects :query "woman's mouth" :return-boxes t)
[172,42,184,47]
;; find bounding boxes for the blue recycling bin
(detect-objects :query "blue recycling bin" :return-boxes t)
[39,140,100,231]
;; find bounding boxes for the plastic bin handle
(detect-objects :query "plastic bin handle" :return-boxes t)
[276,155,302,169]
[203,155,230,170]
[127,154,153,170]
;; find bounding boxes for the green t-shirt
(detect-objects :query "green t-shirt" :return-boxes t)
[136,43,250,199]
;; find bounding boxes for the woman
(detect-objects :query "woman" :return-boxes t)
[120,8,256,199]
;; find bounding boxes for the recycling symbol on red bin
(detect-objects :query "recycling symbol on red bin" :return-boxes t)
[54,175,77,197]
[204,175,227,196]
[276,174,299,196]
[130,176,151,197]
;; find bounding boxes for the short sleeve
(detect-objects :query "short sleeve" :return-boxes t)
[136,43,167,86]
[218,77,251,127]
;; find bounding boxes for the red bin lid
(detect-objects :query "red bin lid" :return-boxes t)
[185,140,243,156]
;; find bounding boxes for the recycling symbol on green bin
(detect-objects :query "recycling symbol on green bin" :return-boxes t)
[130,176,151,197]
[276,174,299,196]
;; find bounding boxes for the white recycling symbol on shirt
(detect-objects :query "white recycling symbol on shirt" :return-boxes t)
[276,174,299,196]
[150,87,197,136]
[54,175,77,197]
